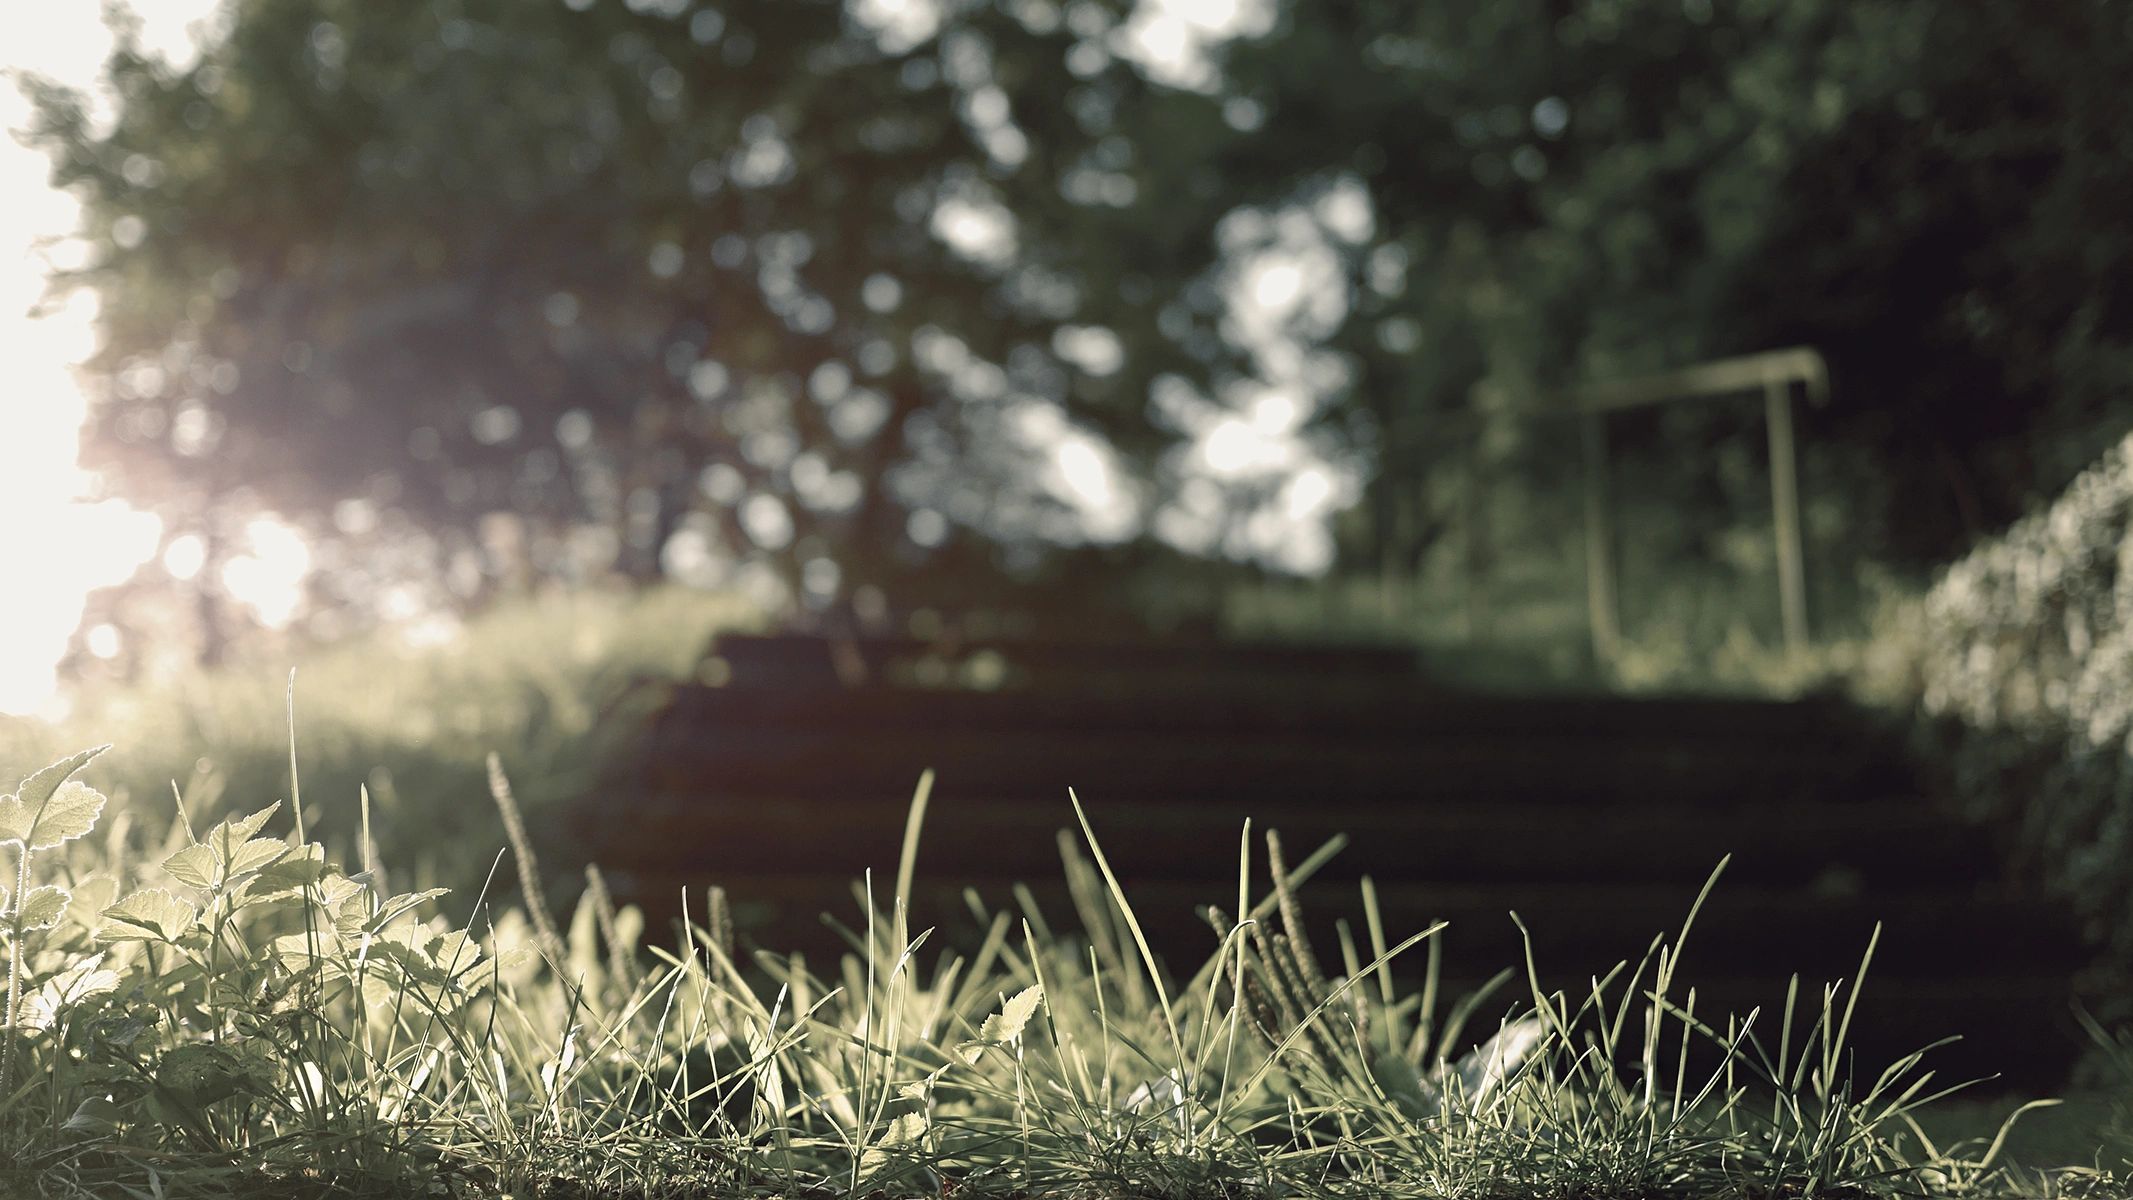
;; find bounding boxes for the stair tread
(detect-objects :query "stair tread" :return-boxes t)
[662,679,1875,738]
[581,641,2091,1088]
[585,792,1998,883]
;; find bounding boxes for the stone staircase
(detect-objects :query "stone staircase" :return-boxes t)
[575,632,2090,1086]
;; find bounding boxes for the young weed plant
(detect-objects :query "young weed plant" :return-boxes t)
[0,745,2111,1199]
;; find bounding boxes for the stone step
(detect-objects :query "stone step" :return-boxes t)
[630,726,1915,805]
[707,633,1423,688]
[656,681,1884,742]
[582,793,2001,888]
[580,638,2093,1089]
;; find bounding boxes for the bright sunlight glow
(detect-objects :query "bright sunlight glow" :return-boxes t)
[222,517,313,629]
[1,2,214,716]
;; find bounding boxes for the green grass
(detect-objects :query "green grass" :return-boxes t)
[0,736,2121,1199]
[1219,558,1919,700]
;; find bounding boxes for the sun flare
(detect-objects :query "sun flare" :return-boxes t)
[1,2,209,717]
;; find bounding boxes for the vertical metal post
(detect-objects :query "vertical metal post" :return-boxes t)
[1461,445,1485,641]
[1764,378,1809,653]
[1580,411,1620,665]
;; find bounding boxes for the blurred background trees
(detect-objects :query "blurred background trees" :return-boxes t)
[24,0,2133,672]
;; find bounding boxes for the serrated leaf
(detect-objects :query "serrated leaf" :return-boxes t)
[430,929,482,979]
[13,885,69,930]
[2,746,107,838]
[163,843,219,889]
[272,932,336,970]
[978,984,1044,1044]
[226,836,290,878]
[222,802,282,844]
[366,888,450,933]
[0,779,107,850]
[99,888,198,943]
[253,845,331,893]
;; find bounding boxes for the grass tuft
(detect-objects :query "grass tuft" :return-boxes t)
[0,738,2115,1199]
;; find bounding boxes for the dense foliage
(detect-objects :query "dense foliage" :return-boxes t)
[25,0,1201,650]
[1173,0,2133,585]
[29,0,2133,658]
[1905,432,2133,979]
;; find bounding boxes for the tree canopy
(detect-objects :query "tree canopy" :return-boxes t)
[29,0,2133,656]
[30,0,1219,643]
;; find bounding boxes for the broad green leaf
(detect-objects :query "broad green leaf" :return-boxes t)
[163,843,219,889]
[0,780,107,850]
[100,888,198,942]
[253,844,331,894]
[13,884,69,930]
[430,929,483,979]
[366,888,450,934]
[226,836,290,877]
[4,746,107,828]
[222,802,282,844]
[978,985,1044,1044]
[272,932,338,970]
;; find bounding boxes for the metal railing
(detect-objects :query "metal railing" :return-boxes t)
[1559,346,1831,664]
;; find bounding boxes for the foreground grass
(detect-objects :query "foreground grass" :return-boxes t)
[0,742,2120,1199]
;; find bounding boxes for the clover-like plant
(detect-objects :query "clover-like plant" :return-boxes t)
[0,746,110,1100]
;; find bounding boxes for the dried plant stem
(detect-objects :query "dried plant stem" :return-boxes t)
[584,863,633,987]
[487,753,565,970]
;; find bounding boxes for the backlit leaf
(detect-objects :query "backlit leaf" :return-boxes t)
[164,843,219,889]
[100,888,198,943]
[366,888,451,933]
[0,779,107,850]
[254,844,331,893]
[14,885,69,930]
[978,984,1044,1044]
[227,836,290,878]
[0,747,107,846]
[222,802,282,844]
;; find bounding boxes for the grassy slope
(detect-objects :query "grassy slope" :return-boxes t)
[0,585,759,894]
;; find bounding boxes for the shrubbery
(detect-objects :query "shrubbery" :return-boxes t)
[1902,433,2133,974]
